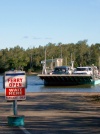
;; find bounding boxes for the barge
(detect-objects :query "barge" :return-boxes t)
[38,57,100,86]
[38,74,100,86]
[38,65,100,86]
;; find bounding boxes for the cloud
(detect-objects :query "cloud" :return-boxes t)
[23,36,29,39]
[32,37,41,39]
[45,37,52,39]
[23,36,52,40]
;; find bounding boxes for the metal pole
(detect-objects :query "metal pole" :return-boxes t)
[66,57,67,66]
[71,53,72,62]
[45,49,46,68]
[92,64,95,81]
[13,100,17,115]
[44,49,47,74]
[61,45,62,59]
[52,57,53,70]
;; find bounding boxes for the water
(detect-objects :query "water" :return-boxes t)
[0,75,100,93]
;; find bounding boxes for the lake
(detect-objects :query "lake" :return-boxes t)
[0,75,100,93]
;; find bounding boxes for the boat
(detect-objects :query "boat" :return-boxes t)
[38,65,100,86]
[38,56,100,86]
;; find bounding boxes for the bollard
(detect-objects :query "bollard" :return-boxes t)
[8,115,24,126]
[7,100,24,126]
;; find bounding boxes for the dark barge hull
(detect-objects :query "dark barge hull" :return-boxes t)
[38,74,96,86]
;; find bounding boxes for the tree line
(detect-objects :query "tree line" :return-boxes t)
[0,40,100,73]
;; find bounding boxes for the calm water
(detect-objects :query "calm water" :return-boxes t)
[0,75,100,93]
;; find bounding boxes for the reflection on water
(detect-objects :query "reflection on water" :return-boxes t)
[0,75,100,93]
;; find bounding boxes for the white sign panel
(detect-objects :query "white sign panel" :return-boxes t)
[5,71,26,88]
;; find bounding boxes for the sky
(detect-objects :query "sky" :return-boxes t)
[0,0,100,50]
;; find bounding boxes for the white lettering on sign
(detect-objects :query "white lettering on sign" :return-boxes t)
[7,78,23,87]
[8,88,22,95]
[9,88,22,92]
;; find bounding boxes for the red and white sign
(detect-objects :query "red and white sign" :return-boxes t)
[4,71,26,100]
[5,88,26,100]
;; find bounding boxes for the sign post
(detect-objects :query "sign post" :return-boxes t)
[13,100,17,115]
[4,70,27,126]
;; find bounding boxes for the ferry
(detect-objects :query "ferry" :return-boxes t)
[38,65,100,86]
